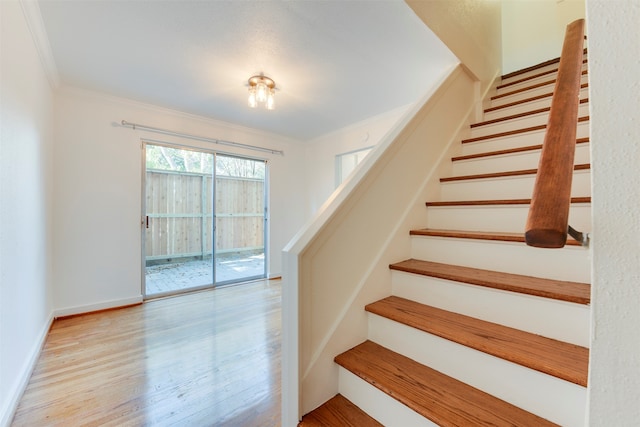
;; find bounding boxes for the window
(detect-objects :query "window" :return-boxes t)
[335,146,373,187]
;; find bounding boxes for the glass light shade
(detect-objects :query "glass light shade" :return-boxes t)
[256,82,268,103]
[248,86,257,108]
[266,89,275,110]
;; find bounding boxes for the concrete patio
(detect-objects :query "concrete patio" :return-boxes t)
[145,254,265,295]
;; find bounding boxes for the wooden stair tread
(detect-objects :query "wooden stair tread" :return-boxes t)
[485,92,554,113]
[335,340,559,426]
[452,138,589,162]
[484,83,588,113]
[473,106,553,128]
[426,196,591,207]
[501,50,587,80]
[366,296,589,386]
[409,228,583,247]
[497,61,587,90]
[493,78,557,100]
[299,394,383,427]
[389,258,590,304]
[462,116,589,144]
[440,163,590,183]
[491,70,588,100]
[471,98,589,128]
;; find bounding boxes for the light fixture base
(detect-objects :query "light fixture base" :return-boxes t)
[248,75,275,89]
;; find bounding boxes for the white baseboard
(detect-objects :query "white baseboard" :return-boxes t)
[53,295,143,318]
[0,311,54,427]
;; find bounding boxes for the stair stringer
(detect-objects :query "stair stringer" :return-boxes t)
[282,64,500,423]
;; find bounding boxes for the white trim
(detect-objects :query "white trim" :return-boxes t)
[0,311,54,427]
[53,296,143,318]
[19,0,60,89]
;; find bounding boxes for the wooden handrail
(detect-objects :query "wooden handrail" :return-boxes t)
[525,19,586,248]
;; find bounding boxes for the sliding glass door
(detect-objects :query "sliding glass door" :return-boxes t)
[143,143,266,297]
[214,155,266,285]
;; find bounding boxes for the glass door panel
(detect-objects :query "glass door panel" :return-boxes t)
[144,144,214,296]
[214,155,266,284]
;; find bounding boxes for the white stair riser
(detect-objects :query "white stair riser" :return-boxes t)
[426,203,591,234]
[453,143,590,176]
[461,121,589,156]
[496,63,588,95]
[492,74,589,105]
[440,170,591,201]
[483,87,589,121]
[471,111,551,140]
[410,235,591,282]
[500,56,587,85]
[391,271,590,346]
[454,151,548,176]
[469,103,590,139]
[368,315,587,427]
[338,368,436,427]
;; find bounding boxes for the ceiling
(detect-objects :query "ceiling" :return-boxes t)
[38,0,458,141]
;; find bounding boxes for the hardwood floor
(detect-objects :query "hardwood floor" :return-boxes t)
[12,279,281,426]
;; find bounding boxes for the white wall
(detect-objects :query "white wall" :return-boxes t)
[52,87,306,315]
[0,1,55,424]
[502,0,585,74]
[586,0,640,424]
[304,105,411,216]
[407,0,503,95]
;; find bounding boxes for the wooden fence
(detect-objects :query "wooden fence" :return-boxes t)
[145,169,264,262]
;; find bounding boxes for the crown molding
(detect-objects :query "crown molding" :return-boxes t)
[19,0,60,89]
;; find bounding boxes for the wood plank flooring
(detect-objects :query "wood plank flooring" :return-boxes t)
[11,279,281,427]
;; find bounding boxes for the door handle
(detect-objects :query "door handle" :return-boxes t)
[146,215,149,229]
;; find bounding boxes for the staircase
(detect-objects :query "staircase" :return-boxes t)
[300,53,591,426]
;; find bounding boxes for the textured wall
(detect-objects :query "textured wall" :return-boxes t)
[407,0,502,94]
[502,0,585,74]
[587,0,640,424]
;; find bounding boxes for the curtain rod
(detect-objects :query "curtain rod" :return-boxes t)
[120,120,284,156]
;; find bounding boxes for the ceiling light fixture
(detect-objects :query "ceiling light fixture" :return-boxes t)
[248,75,276,110]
